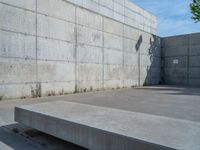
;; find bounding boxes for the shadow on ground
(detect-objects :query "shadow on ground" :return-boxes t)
[0,123,87,150]
[135,86,200,96]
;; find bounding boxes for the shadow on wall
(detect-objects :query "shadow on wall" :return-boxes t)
[135,35,143,52]
[137,34,161,86]
[135,35,142,86]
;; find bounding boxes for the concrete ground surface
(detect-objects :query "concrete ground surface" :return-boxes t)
[0,85,200,150]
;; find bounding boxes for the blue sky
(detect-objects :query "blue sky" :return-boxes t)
[132,0,200,37]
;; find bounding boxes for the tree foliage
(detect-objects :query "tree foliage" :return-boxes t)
[190,0,200,22]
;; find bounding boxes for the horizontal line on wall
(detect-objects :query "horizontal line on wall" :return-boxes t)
[0,79,162,85]
[0,79,163,86]
[0,28,36,37]
[164,77,187,79]
[189,66,200,67]
[0,55,160,68]
[188,66,200,68]
[103,79,124,81]
[0,55,161,63]
[0,29,156,51]
[164,56,188,58]
[0,80,75,86]
[36,35,75,44]
[0,2,36,12]
[164,67,188,69]
[161,43,200,49]
[140,54,161,58]
[0,56,37,61]
[164,55,200,58]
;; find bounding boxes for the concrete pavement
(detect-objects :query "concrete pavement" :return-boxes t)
[0,86,200,149]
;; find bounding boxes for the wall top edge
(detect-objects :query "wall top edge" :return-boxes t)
[162,32,200,39]
[64,0,157,34]
[127,0,156,19]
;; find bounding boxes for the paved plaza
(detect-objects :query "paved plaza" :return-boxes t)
[0,86,200,149]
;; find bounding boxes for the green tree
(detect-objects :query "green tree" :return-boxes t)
[190,0,200,22]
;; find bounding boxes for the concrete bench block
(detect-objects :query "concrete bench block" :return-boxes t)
[15,101,200,150]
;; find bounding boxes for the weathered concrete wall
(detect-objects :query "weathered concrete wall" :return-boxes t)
[66,0,157,34]
[0,0,161,99]
[162,33,200,87]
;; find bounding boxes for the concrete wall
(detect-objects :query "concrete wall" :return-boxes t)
[66,0,157,34]
[0,0,161,99]
[162,33,200,87]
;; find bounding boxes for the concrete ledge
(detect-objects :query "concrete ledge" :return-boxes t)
[15,101,200,150]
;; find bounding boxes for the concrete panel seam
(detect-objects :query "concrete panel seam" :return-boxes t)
[36,0,38,83]
[0,81,76,85]
[187,35,190,86]
[0,28,36,37]
[0,1,36,13]
[102,17,105,89]
[74,7,78,93]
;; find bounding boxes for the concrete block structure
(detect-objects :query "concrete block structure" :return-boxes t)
[0,0,161,99]
[15,101,200,150]
[162,33,200,87]
[0,0,199,99]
